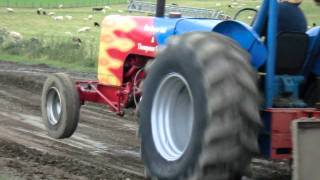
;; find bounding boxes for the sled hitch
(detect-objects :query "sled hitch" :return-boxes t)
[76,81,125,116]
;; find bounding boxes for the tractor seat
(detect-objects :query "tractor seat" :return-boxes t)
[276,32,309,75]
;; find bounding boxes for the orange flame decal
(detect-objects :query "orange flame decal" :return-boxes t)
[98,15,137,86]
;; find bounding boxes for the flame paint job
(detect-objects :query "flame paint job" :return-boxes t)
[98,15,158,86]
[98,15,268,86]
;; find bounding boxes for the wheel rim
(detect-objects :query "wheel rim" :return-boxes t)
[152,73,194,161]
[46,87,62,126]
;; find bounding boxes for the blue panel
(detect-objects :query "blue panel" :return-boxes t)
[154,18,221,46]
[273,75,306,108]
[306,27,320,75]
[174,18,221,34]
[312,56,320,75]
[274,76,304,98]
[154,18,222,46]
[154,17,180,46]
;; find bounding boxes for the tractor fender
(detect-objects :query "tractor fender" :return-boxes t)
[213,21,267,69]
[307,27,320,75]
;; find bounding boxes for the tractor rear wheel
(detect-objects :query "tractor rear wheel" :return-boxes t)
[41,73,80,139]
[139,32,262,180]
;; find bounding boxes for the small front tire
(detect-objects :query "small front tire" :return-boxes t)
[41,73,80,139]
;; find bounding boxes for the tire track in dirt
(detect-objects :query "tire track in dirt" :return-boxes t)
[0,61,144,179]
[0,61,291,180]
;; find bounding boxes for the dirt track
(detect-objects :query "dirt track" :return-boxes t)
[0,61,291,180]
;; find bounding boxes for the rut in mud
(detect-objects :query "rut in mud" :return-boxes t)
[0,61,291,180]
[0,140,137,180]
[0,61,143,180]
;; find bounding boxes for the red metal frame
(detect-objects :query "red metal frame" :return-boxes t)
[76,56,147,116]
[85,15,156,116]
[268,108,320,159]
[77,81,125,115]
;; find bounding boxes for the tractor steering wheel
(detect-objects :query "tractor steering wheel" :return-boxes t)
[233,8,258,26]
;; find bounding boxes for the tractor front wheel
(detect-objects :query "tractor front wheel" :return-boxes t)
[139,32,262,180]
[41,73,80,139]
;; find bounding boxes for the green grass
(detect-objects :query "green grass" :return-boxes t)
[0,0,127,8]
[0,52,96,72]
[0,0,319,72]
[0,34,98,72]
[0,3,143,71]
[0,5,128,40]
[301,0,320,26]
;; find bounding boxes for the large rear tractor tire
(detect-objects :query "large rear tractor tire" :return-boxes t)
[41,73,80,139]
[139,32,262,180]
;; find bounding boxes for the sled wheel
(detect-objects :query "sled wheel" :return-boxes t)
[139,32,262,180]
[41,73,80,139]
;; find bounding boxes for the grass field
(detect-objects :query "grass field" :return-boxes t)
[0,6,127,40]
[0,0,319,72]
[0,4,128,72]
[0,0,126,8]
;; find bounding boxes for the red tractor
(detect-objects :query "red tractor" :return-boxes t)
[41,0,320,179]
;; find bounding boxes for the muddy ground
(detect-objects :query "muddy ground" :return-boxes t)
[0,61,291,180]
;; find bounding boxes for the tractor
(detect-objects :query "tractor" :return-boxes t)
[41,0,320,179]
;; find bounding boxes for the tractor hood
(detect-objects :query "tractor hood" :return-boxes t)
[98,15,267,71]
[154,17,222,45]
[154,17,267,68]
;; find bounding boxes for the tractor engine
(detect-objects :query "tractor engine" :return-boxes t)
[122,55,146,108]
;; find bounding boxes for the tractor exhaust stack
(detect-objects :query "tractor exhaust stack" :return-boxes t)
[156,0,165,17]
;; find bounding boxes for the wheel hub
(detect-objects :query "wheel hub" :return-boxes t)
[46,87,62,126]
[151,73,194,161]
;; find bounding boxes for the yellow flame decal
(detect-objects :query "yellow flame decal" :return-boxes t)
[98,15,137,86]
